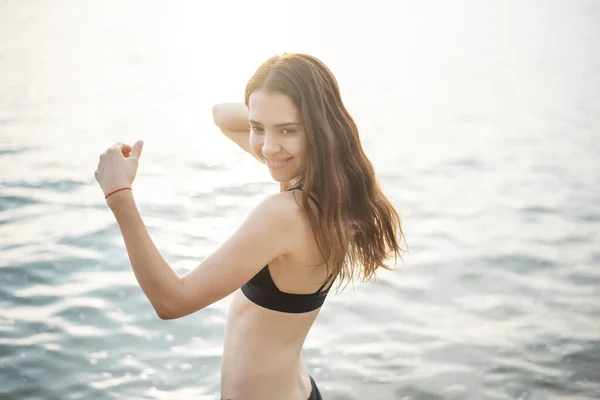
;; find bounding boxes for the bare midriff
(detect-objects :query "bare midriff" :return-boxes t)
[220,289,321,400]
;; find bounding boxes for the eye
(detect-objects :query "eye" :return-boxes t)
[281,129,296,135]
[250,126,264,134]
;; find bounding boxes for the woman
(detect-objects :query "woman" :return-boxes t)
[95,53,406,400]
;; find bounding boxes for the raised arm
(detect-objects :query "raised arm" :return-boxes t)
[106,188,301,320]
[169,191,302,318]
[212,103,262,162]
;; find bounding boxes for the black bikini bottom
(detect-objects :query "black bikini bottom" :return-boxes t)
[221,375,323,400]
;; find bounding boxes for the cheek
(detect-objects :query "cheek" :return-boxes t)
[289,138,307,158]
[249,134,262,154]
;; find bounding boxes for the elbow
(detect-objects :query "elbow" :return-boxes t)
[154,300,180,320]
[155,300,198,320]
[155,302,203,320]
[154,281,204,319]
[156,309,178,320]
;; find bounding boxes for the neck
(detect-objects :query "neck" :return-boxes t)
[280,179,302,192]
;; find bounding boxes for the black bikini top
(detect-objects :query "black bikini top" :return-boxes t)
[240,186,336,313]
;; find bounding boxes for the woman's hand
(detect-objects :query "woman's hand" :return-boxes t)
[95,140,144,199]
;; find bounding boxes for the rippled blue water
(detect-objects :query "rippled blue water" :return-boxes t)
[1,1,599,399]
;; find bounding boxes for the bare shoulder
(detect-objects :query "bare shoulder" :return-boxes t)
[240,190,306,256]
[254,190,305,223]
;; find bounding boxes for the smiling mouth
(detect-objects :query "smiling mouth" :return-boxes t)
[265,157,293,167]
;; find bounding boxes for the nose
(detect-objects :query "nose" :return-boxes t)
[261,131,282,156]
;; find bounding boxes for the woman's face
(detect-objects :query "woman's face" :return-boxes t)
[248,89,307,185]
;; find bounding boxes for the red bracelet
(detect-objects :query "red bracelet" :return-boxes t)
[105,187,132,199]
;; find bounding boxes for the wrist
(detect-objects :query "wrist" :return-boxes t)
[106,188,134,209]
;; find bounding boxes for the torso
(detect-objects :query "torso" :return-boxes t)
[220,190,333,400]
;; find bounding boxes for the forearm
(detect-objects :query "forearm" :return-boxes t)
[212,102,249,131]
[107,190,182,318]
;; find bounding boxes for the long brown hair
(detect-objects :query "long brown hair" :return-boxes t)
[245,53,407,291]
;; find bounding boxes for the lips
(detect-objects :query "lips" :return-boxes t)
[265,157,293,167]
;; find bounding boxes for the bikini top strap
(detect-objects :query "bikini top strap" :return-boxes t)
[285,185,321,212]
[315,271,337,294]
[286,185,331,292]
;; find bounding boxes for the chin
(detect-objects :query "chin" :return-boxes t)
[269,173,294,183]
[269,171,301,186]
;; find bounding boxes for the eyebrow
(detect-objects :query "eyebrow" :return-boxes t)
[248,119,301,128]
